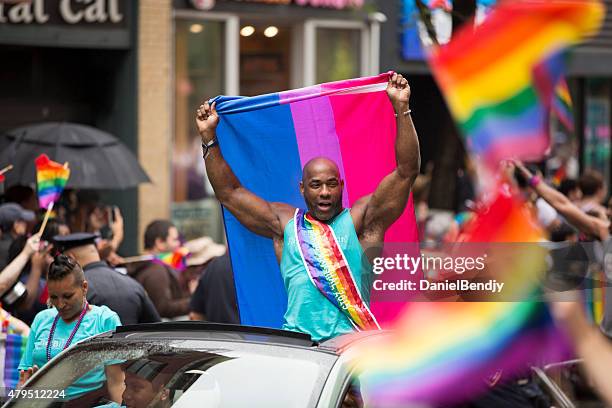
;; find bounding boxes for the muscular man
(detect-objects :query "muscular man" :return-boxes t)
[196,73,420,341]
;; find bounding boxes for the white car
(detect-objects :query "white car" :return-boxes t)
[3,322,385,408]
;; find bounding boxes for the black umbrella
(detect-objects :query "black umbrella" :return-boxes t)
[0,122,151,189]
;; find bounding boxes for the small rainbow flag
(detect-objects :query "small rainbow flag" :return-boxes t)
[429,1,604,171]
[584,268,605,325]
[4,334,27,390]
[352,187,568,406]
[154,247,190,272]
[552,77,575,132]
[35,154,70,209]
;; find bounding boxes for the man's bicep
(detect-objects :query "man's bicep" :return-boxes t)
[224,188,293,238]
[363,171,412,231]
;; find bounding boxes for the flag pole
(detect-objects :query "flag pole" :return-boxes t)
[120,255,155,264]
[37,202,54,236]
[0,164,12,176]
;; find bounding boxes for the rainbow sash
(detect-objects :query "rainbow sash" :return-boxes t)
[294,209,379,331]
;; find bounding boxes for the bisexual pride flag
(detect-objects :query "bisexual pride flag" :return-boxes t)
[212,73,419,328]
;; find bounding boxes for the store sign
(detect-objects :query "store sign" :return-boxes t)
[0,0,124,25]
[212,0,364,9]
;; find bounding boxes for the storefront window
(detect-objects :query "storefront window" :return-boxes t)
[240,23,291,96]
[584,78,611,187]
[173,19,225,241]
[315,28,361,83]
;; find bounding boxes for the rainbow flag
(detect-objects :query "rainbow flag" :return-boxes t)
[212,73,419,327]
[154,247,190,272]
[35,154,70,209]
[353,187,568,406]
[295,210,379,331]
[584,268,605,325]
[4,334,27,390]
[429,1,604,171]
[552,77,575,132]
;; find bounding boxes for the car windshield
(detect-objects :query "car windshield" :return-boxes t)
[5,338,338,408]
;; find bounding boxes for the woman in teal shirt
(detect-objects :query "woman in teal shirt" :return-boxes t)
[18,254,123,403]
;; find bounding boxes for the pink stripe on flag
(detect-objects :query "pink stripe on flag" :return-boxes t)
[329,90,420,325]
[284,90,350,208]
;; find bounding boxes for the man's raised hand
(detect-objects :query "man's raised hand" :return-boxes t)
[196,101,219,143]
[386,72,411,111]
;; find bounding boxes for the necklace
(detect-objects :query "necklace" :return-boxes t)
[46,301,89,362]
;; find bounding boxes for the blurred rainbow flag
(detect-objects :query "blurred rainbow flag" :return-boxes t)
[4,334,27,390]
[585,268,605,325]
[429,0,604,171]
[552,77,575,132]
[35,154,70,209]
[154,247,190,272]
[353,187,568,406]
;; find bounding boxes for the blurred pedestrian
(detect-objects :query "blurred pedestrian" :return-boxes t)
[189,254,239,324]
[126,220,190,319]
[0,203,35,270]
[55,233,160,325]
[578,169,607,220]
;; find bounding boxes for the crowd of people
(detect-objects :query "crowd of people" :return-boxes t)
[0,183,237,401]
[1,72,612,405]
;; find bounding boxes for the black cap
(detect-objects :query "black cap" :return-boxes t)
[53,232,98,251]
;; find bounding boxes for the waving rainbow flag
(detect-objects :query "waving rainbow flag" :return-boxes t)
[211,73,418,328]
[553,77,575,132]
[154,247,190,272]
[429,0,604,171]
[353,187,568,406]
[35,154,70,209]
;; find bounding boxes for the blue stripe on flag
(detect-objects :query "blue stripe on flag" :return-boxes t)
[215,94,304,327]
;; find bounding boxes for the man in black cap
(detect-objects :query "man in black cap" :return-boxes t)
[0,203,35,270]
[54,232,161,325]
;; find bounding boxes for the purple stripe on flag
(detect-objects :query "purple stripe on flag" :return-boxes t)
[281,90,350,208]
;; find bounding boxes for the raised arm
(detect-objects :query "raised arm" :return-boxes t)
[354,73,421,237]
[514,161,609,240]
[196,101,294,238]
[0,234,40,295]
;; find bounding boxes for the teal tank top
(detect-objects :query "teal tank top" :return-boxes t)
[280,208,372,342]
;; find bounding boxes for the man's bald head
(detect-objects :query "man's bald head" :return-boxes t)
[300,157,344,221]
[302,157,340,183]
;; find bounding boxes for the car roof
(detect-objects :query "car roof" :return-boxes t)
[92,322,389,354]
[109,321,318,347]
